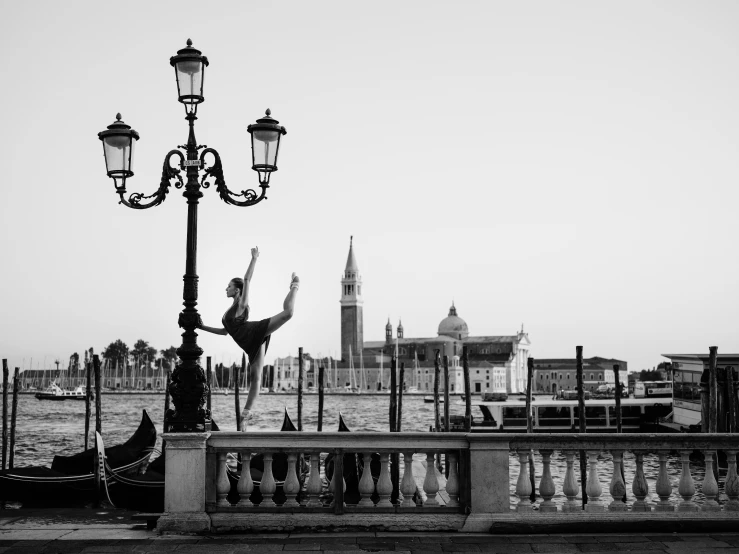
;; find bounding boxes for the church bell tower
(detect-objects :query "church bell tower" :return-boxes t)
[340,236,363,363]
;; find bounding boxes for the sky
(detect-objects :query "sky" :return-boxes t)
[1,1,738,374]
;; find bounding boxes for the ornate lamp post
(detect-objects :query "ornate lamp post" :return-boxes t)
[97,40,286,432]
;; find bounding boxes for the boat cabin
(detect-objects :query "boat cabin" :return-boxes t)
[450,397,672,432]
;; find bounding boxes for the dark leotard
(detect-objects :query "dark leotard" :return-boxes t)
[222,304,271,363]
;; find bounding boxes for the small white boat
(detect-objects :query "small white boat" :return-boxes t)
[35,383,90,401]
[423,395,444,404]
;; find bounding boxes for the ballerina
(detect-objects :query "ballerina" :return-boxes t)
[198,246,299,430]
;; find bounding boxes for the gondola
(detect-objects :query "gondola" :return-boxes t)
[0,410,157,507]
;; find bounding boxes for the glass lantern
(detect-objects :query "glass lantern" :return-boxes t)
[98,113,140,180]
[247,109,287,185]
[170,39,209,111]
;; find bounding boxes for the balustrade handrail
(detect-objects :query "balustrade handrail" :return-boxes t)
[508,432,739,451]
[206,431,469,452]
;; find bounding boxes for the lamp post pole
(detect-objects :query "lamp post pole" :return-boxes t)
[98,40,286,432]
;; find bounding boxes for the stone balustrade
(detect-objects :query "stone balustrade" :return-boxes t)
[157,432,739,534]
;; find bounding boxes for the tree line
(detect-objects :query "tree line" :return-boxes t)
[66,340,179,372]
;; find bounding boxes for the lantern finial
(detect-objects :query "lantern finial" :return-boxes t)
[116,113,122,121]
[265,108,271,116]
[186,38,192,46]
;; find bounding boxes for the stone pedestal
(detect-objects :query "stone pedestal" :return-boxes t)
[157,432,211,534]
[461,435,510,532]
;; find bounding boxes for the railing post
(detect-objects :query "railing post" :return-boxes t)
[562,450,580,512]
[677,450,699,512]
[608,450,627,512]
[237,451,254,507]
[701,450,721,511]
[423,451,440,507]
[655,451,674,512]
[216,452,230,508]
[359,452,376,506]
[283,452,301,507]
[260,453,277,507]
[584,450,604,512]
[305,451,323,507]
[538,449,556,512]
[445,450,460,507]
[515,450,533,512]
[400,451,417,507]
[462,435,509,532]
[725,450,739,512]
[376,452,393,507]
[158,432,211,533]
[632,451,651,512]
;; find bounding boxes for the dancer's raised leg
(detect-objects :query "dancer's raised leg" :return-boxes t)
[241,343,265,431]
[265,273,299,336]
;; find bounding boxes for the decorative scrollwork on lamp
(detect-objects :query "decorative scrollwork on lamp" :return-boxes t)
[118,150,185,209]
[200,148,267,207]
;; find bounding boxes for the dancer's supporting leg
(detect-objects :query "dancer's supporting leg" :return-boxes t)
[241,343,265,430]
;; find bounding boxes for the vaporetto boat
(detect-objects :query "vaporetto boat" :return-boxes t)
[449,396,672,432]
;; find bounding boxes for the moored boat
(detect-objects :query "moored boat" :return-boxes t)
[35,383,92,401]
[446,396,672,433]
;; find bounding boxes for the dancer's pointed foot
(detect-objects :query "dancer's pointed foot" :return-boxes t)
[240,409,254,431]
[290,273,300,290]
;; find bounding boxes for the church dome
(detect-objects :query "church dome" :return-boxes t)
[438,303,469,339]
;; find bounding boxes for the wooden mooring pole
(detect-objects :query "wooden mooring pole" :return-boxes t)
[84,360,92,450]
[397,363,405,432]
[235,355,243,431]
[525,357,536,503]
[164,369,171,432]
[443,354,450,432]
[93,355,102,436]
[317,364,324,432]
[727,365,737,434]
[576,346,587,507]
[462,346,472,433]
[389,356,399,503]
[297,347,304,432]
[709,346,718,434]
[433,351,441,432]
[614,363,626,502]
[9,367,19,469]
[2,359,8,471]
[206,356,212,417]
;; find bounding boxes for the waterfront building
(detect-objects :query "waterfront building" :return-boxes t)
[532,357,626,394]
[281,238,532,394]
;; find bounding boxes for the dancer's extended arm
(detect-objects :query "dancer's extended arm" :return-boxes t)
[198,323,228,335]
[239,246,259,312]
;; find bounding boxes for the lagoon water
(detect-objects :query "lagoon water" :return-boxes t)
[9,392,714,507]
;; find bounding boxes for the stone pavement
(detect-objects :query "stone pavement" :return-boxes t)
[1,510,738,553]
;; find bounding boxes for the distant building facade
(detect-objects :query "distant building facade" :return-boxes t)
[272,239,531,394]
[532,357,627,393]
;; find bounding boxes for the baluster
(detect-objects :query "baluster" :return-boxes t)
[328,455,346,507]
[358,452,376,506]
[608,450,627,512]
[400,451,417,507]
[283,452,301,507]
[423,451,440,507]
[538,449,556,512]
[376,452,393,507]
[655,451,674,512]
[445,451,460,508]
[701,450,720,511]
[216,451,230,508]
[260,452,277,507]
[236,451,254,507]
[584,450,604,512]
[515,450,533,512]
[305,451,323,508]
[562,450,580,512]
[677,450,699,512]
[724,450,739,512]
[631,451,651,511]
